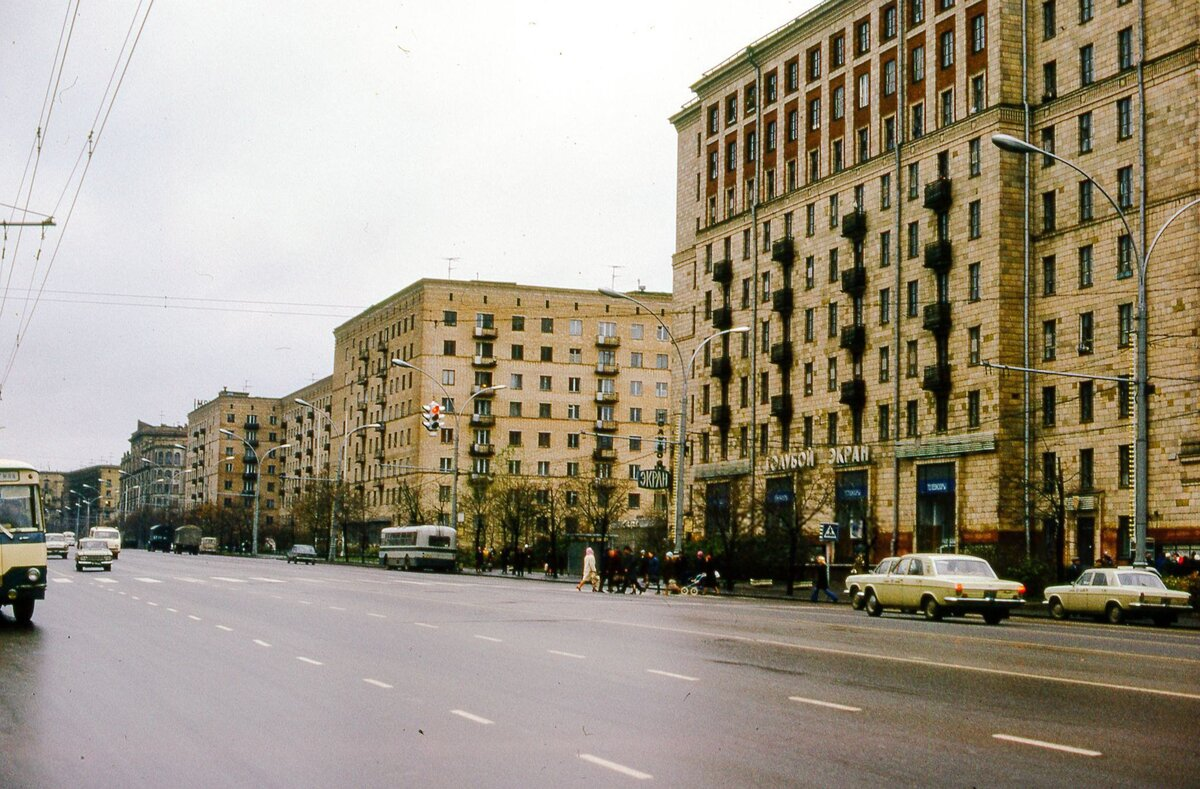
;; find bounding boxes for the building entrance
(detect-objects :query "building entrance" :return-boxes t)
[916,463,956,553]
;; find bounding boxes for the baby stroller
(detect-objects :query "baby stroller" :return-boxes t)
[680,571,719,595]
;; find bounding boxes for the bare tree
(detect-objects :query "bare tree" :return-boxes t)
[765,465,834,595]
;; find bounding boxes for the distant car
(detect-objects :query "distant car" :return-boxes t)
[286,544,318,565]
[45,532,69,559]
[61,532,76,548]
[844,557,899,610]
[1044,567,1192,626]
[857,553,1026,625]
[89,527,121,559]
[76,538,113,572]
[199,537,218,554]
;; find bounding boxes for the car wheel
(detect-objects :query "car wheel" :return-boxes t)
[1106,603,1125,625]
[922,597,943,621]
[864,591,882,617]
[982,611,1004,625]
[75,565,82,572]
[1049,599,1068,620]
[849,587,864,610]
[104,565,112,572]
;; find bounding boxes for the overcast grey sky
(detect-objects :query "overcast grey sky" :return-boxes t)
[1,1,813,471]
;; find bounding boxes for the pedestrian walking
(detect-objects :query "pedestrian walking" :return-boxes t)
[576,547,600,591]
[702,552,720,595]
[647,551,661,594]
[810,555,838,603]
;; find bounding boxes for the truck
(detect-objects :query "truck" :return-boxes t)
[148,524,173,552]
[173,524,203,555]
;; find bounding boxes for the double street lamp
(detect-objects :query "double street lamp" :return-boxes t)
[598,287,748,554]
[220,429,290,557]
[992,133,1200,567]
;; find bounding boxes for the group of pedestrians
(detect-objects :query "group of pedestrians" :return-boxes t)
[576,546,721,595]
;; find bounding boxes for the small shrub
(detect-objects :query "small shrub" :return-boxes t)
[1163,572,1200,611]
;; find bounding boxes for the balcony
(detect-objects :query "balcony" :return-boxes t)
[923,177,953,212]
[922,364,952,394]
[771,238,795,265]
[592,448,617,463]
[357,348,370,362]
[594,362,620,376]
[468,472,493,485]
[839,324,866,355]
[924,239,953,274]
[355,399,368,412]
[713,258,733,284]
[841,209,867,241]
[923,302,952,335]
[594,419,617,433]
[471,385,497,398]
[839,378,867,408]
[771,287,793,315]
[242,469,258,481]
[469,413,495,428]
[374,449,385,461]
[469,443,495,457]
[243,419,260,431]
[473,325,498,340]
[840,267,867,296]
[711,356,732,380]
[595,334,621,348]
[375,393,387,406]
[472,355,497,367]
[594,391,620,404]
[710,404,731,428]
[770,394,793,421]
[712,306,732,330]
[770,341,793,367]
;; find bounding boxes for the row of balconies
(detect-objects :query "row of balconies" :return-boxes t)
[469,353,621,377]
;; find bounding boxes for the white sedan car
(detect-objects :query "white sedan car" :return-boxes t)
[857,553,1026,625]
[1044,567,1191,626]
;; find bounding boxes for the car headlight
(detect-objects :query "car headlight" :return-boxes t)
[26,567,41,583]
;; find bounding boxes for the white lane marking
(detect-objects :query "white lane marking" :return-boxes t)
[298,601,314,606]
[132,596,140,600]
[789,696,862,712]
[216,625,233,632]
[579,754,652,781]
[296,656,323,666]
[414,622,439,629]
[548,650,586,659]
[450,710,493,725]
[394,580,430,586]
[249,577,285,584]
[210,576,247,584]
[647,669,699,682]
[363,678,393,689]
[271,595,284,600]
[367,613,386,619]
[166,608,179,613]
[95,578,118,584]
[188,615,202,621]
[118,591,127,596]
[147,602,159,607]
[358,579,389,585]
[474,635,502,643]
[328,606,346,611]
[51,577,72,584]
[253,639,271,648]
[134,577,162,584]
[174,577,205,583]
[992,734,1102,757]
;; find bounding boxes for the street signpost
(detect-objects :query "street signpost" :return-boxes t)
[819,522,839,542]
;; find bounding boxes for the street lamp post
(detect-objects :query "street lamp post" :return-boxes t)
[992,134,1200,567]
[598,286,748,554]
[219,429,290,557]
[391,358,505,539]
[328,422,384,562]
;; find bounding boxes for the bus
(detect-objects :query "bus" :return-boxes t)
[0,460,47,624]
[379,525,457,572]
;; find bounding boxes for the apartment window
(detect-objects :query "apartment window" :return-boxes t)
[1108,100,1133,147]
[1043,254,1057,296]
[726,140,737,172]
[906,400,919,438]
[804,362,814,396]
[804,308,815,342]
[1043,0,1056,40]
[907,162,920,200]
[856,20,871,55]
[1078,311,1094,354]
[746,130,758,162]
[827,357,839,392]
[1117,378,1131,419]
[788,60,800,91]
[655,382,668,398]
[708,106,719,135]
[509,401,522,417]
[967,390,981,428]
[1117,234,1134,278]
[1079,44,1094,87]
[1118,444,1132,489]
[541,317,553,333]
[508,431,522,447]
[968,200,981,238]
[939,30,954,69]
[883,59,897,96]
[510,373,523,389]
[726,94,737,125]
[540,346,553,362]
[1042,319,1057,360]
[443,340,456,356]
[968,138,981,177]
[805,256,815,289]
[827,412,839,447]
[879,346,891,382]
[629,380,643,397]
[538,432,551,449]
[970,14,986,53]
[1043,61,1058,100]
[879,403,891,441]
[832,86,845,120]
[809,46,822,80]
[907,222,920,259]
[884,5,898,39]
[832,34,845,68]
[1117,166,1133,209]
[1079,380,1094,423]
[880,174,892,210]
[1078,112,1092,153]
[912,45,925,82]
[1079,0,1093,23]
[880,287,891,324]
[968,326,981,365]
[1118,27,1134,71]
[1079,180,1094,222]
[1079,448,1094,491]
[443,310,458,326]
[567,404,580,420]
[538,402,552,419]
[968,261,981,301]
[913,101,925,138]
[766,120,777,153]
[828,302,839,337]
[906,340,919,377]
[1039,128,1055,170]
[832,138,844,173]
[1042,191,1056,233]
[857,73,870,110]
[970,74,985,114]
[809,97,822,130]
[857,127,869,163]
[1078,244,1093,287]
[510,344,525,361]
[912,0,925,24]
[1042,452,1057,493]
[1043,386,1057,427]
[1117,302,1133,347]
[884,116,896,152]
[939,89,954,127]
[766,72,778,103]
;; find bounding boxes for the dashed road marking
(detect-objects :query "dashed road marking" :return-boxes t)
[363,678,393,689]
[647,669,698,682]
[414,622,439,629]
[188,615,202,621]
[328,606,346,611]
[450,710,493,725]
[95,578,118,584]
[298,601,314,606]
[367,613,386,619]
[147,602,159,607]
[134,577,162,584]
[210,576,247,584]
[167,607,179,613]
[296,656,323,666]
[51,577,72,584]
[216,625,233,632]
[249,577,285,584]
[579,754,652,780]
[253,639,271,648]
[474,635,502,643]
[548,650,586,659]
[788,696,862,712]
[992,734,1102,757]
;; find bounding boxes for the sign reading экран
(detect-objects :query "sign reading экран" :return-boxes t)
[764,446,871,473]
[637,467,672,490]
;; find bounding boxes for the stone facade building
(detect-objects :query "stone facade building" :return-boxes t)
[670,0,1198,566]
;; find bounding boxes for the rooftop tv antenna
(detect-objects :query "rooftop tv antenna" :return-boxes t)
[608,264,622,290]
[443,256,459,279]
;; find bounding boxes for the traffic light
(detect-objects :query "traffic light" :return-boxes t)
[421,401,441,432]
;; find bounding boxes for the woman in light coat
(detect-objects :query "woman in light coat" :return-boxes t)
[576,546,599,591]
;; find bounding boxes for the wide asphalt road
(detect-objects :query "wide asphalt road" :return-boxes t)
[1,550,1197,788]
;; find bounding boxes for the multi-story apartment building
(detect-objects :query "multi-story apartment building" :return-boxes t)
[40,472,67,532]
[278,375,334,512]
[671,0,1198,566]
[330,278,673,545]
[59,465,121,536]
[119,421,187,529]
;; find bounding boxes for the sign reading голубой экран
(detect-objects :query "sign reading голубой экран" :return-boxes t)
[763,446,872,473]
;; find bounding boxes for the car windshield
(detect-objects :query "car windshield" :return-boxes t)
[932,558,997,578]
[292,545,315,554]
[93,529,118,539]
[1116,571,1167,590]
[80,539,107,550]
[0,487,39,533]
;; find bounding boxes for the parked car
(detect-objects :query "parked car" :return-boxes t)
[75,538,113,572]
[1044,567,1192,626]
[844,557,899,610]
[45,532,69,559]
[199,537,218,554]
[857,553,1026,625]
[286,544,318,565]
